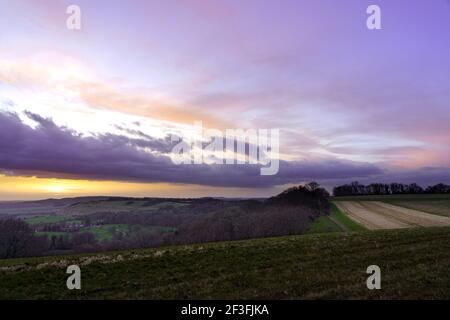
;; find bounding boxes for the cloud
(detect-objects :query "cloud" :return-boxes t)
[0,57,229,128]
[0,111,382,188]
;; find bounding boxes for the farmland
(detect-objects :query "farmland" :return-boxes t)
[0,198,196,249]
[24,215,73,225]
[1,190,450,299]
[0,186,329,258]
[3,193,449,248]
[333,194,450,230]
[335,201,450,230]
[333,194,450,217]
[83,224,130,241]
[387,199,450,218]
[64,200,190,215]
[308,203,365,233]
[0,226,449,299]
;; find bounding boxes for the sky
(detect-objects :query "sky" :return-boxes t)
[1,0,450,200]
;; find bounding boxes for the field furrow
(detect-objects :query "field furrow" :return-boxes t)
[335,201,450,230]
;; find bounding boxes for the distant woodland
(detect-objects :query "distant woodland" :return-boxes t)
[0,183,329,259]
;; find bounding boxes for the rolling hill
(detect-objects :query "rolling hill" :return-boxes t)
[1,226,449,299]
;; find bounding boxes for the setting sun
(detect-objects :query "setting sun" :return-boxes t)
[42,184,68,193]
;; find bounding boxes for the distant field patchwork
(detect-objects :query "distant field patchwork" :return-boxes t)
[65,200,189,215]
[24,215,73,225]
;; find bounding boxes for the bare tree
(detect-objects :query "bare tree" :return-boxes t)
[0,219,37,258]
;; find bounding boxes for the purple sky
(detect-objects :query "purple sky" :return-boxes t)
[0,0,450,198]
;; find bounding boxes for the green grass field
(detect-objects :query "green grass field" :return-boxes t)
[82,224,129,241]
[308,203,365,233]
[35,231,68,238]
[24,215,72,225]
[65,200,189,215]
[1,227,449,299]
[81,224,176,241]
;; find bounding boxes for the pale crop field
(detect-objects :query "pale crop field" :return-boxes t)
[335,201,450,230]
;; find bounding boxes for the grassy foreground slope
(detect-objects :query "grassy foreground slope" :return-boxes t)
[1,227,449,299]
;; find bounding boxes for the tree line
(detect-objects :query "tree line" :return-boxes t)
[333,182,450,196]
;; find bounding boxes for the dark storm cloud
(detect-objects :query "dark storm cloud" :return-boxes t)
[0,111,382,187]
